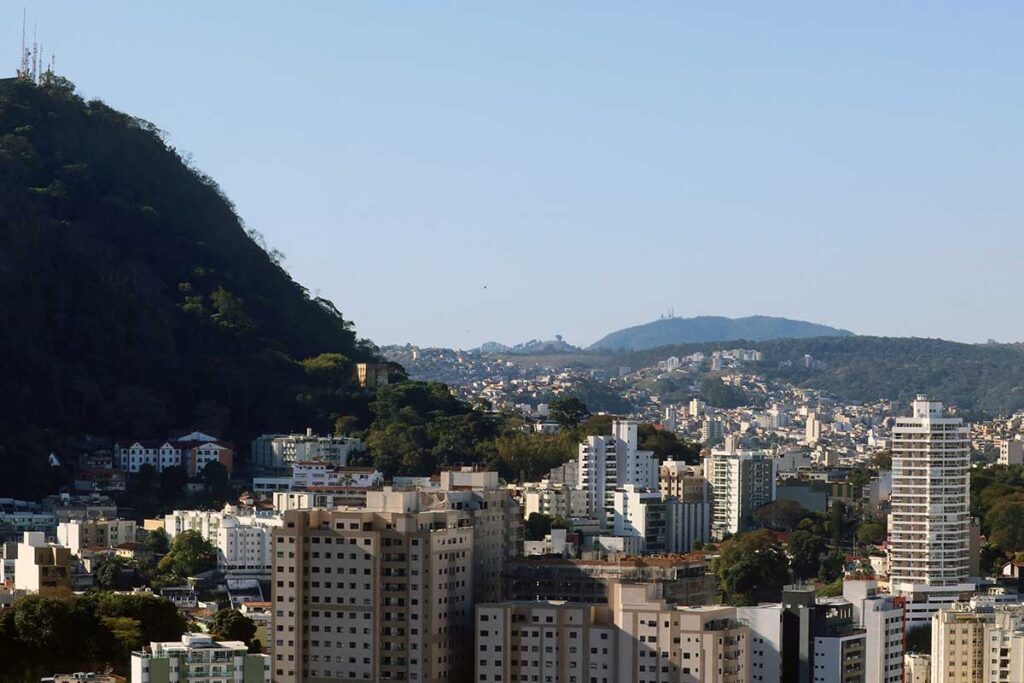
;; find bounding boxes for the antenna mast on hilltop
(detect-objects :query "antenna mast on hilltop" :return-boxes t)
[17,9,30,78]
[14,11,55,84]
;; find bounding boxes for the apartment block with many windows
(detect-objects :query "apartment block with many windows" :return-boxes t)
[888,396,974,627]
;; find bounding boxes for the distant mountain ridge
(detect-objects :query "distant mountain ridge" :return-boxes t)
[589,315,853,351]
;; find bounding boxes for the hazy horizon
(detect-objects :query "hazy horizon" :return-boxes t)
[12,3,1024,348]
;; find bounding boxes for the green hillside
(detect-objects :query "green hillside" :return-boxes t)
[589,315,853,351]
[617,336,1024,415]
[0,76,384,496]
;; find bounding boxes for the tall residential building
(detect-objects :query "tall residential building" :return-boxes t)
[805,415,823,443]
[577,420,658,528]
[271,505,475,683]
[930,600,1024,683]
[270,475,520,683]
[704,450,777,539]
[663,405,678,433]
[611,485,666,553]
[842,579,905,683]
[700,418,724,444]
[659,460,712,553]
[889,396,974,627]
[998,437,1023,466]
[664,497,711,554]
[131,634,270,683]
[476,584,750,683]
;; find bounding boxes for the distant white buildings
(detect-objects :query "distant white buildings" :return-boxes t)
[250,428,362,469]
[115,432,233,476]
[164,505,282,577]
[57,518,136,556]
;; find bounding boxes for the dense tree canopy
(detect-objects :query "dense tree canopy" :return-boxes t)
[0,77,382,497]
[714,530,791,606]
[209,608,258,650]
[549,396,589,428]
[0,591,186,681]
[753,500,810,531]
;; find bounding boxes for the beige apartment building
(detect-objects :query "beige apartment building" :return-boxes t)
[14,531,71,593]
[271,473,521,683]
[271,506,474,682]
[659,460,710,502]
[476,584,750,683]
[931,601,1024,683]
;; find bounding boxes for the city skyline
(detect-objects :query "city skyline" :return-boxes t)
[8,3,1024,349]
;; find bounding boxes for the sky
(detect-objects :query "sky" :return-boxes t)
[5,2,1024,348]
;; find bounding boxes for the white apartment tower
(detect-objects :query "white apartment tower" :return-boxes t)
[577,420,657,528]
[705,450,777,539]
[889,396,974,627]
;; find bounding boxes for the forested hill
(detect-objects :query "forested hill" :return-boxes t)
[617,336,1024,415]
[589,315,853,351]
[0,76,383,496]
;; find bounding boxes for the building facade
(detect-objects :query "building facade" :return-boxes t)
[704,450,777,539]
[476,584,751,683]
[888,396,974,627]
[131,634,270,683]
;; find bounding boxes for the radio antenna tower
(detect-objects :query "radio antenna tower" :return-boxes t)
[17,9,30,79]
[31,23,38,81]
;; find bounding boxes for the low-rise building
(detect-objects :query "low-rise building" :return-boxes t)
[130,634,270,683]
[57,518,137,556]
[13,531,71,593]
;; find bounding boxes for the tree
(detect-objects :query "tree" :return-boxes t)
[525,513,553,542]
[699,378,746,409]
[714,530,791,606]
[787,529,826,580]
[209,608,257,647]
[986,495,1024,552]
[753,500,809,531]
[906,624,932,654]
[872,451,892,470]
[549,396,589,428]
[159,465,189,506]
[159,530,217,577]
[817,549,846,584]
[201,461,232,502]
[144,527,170,555]
[94,555,131,590]
[847,469,869,501]
[856,521,886,546]
[637,424,701,464]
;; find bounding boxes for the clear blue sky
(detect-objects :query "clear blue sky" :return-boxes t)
[7,2,1024,348]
